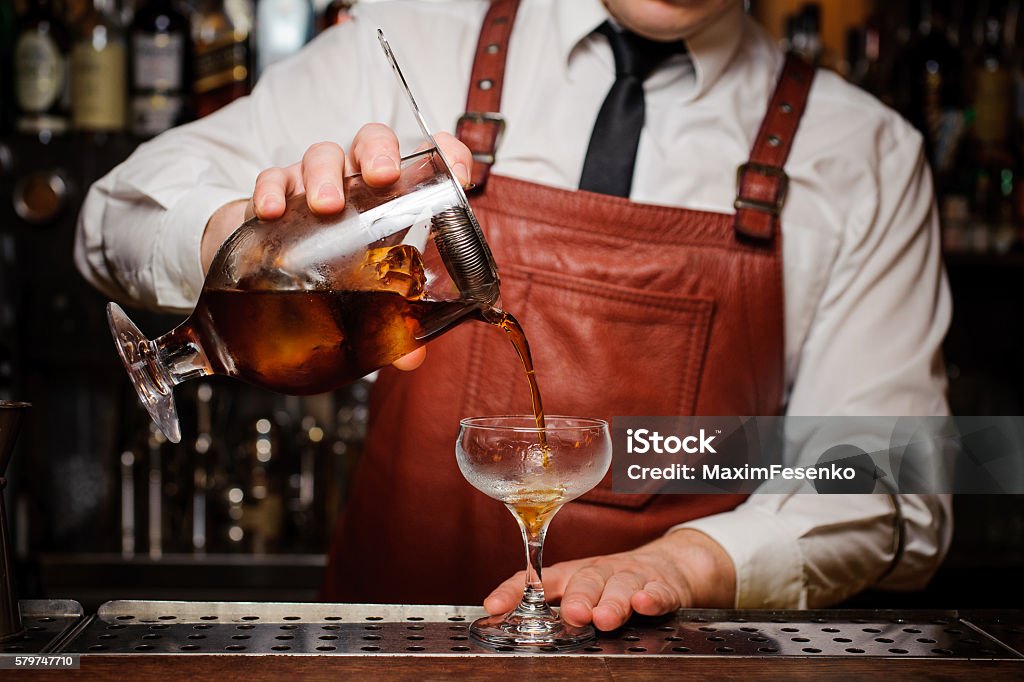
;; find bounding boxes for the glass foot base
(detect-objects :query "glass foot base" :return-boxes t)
[107,302,181,444]
[470,611,595,651]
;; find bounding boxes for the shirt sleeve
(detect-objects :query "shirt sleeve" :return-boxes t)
[675,125,953,608]
[73,20,386,312]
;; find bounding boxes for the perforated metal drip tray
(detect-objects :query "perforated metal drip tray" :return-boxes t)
[56,602,1024,659]
[1,600,84,654]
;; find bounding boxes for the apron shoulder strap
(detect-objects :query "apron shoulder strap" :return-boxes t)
[457,6,816,223]
[733,53,816,241]
[456,0,521,191]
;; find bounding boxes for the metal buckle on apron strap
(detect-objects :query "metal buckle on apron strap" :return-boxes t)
[456,111,506,164]
[734,162,789,215]
[733,160,786,214]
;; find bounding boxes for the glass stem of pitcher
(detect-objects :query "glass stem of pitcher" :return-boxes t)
[155,324,216,387]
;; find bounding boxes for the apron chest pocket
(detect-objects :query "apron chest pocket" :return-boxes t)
[461,265,716,510]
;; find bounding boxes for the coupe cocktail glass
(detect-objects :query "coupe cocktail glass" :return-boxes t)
[456,416,612,650]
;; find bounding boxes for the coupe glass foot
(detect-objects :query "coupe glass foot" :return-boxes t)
[470,611,595,651]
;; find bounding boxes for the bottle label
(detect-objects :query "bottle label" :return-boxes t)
[16,115,69,134]
[15,32,65,112]
[931,109,965,173]
[975,68,1011,144]
[194,36,249,94]
[133,33,184,91]
[131,93,184,136]
[72,40,127,130]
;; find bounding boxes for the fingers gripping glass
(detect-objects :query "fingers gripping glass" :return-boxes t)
[456,416,612,650]
[107,31,500,443]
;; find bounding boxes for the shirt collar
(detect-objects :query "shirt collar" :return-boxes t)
[554,0,608,65]
[554,0,747,100]
[683,2,746,100]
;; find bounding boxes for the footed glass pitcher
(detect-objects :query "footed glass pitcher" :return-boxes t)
[108,33,501,443]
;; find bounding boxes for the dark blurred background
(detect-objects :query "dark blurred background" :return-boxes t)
[0,0,1022,610]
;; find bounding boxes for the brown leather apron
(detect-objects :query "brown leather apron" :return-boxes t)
[323,0,814,604]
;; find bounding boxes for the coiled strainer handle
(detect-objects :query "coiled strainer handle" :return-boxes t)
[431,206,501,309]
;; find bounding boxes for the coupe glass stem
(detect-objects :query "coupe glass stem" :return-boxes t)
[511,509,558,621]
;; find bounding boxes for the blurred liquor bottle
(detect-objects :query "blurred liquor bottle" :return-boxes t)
[893,0,965,183]
[255,0,313,78]
[70,0,127,132]
[284,395,340,551]
[130,0,190,136]
[0,195,14,401]
[1011,1,1024,247]
[946,0,974,54]
[782,3,822,65]
[1,1,17,136]
[992,168,1017,254]
[1012,0,1024,146]
[845,16,875,86]
[798,3,823,66]
[317,0,352,34]
[961,3,1018,253]
[13,0,72,135]
[191,0,254,118]
[210,414,280,554]
[970,4,1013,167]
[846,11,910,107]
[190,383,212,554]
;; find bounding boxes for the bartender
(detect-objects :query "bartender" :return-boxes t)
[76,0,951,631]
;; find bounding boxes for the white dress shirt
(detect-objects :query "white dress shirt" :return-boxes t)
[75,0,953,608]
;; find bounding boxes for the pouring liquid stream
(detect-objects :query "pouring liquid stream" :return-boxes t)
[485,307,550,468]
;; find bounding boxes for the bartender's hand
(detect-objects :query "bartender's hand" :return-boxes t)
[201,124,473,371]
[484,529,736,631]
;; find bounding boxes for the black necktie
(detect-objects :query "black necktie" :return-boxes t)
[579,22,686,197]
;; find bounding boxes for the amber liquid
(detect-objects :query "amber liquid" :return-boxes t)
[505,488,564,535]
[173,238,547,455]
[177,288,468,394]
[177,286,547,422]
[488,310,549,459]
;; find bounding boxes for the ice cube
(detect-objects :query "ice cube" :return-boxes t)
[358,244,426,298]
[524,442,553,472]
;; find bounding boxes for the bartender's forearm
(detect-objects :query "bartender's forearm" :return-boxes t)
[678,493,950,608]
